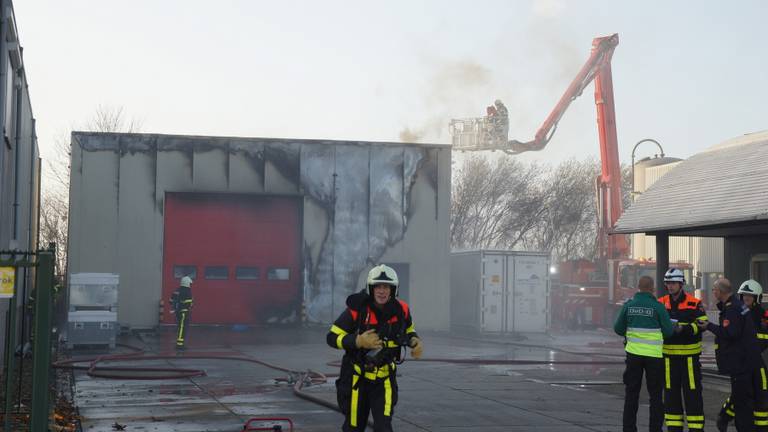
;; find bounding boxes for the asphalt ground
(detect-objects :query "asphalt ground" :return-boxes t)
[68,326,736,431]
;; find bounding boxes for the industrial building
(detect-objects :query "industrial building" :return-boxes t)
[67,132,451,330]
[0,1,42,360]
[631,156,725,292]
[616,130,768,294]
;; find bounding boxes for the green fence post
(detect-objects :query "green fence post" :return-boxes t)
[3,274,18,432]
[30,251,52,432]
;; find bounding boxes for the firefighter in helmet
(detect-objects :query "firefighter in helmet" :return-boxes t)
[326,264,423,432]
[493,99,509,143]
[170,275,194,351]
[658,268,707,431]
[716,279,768,432]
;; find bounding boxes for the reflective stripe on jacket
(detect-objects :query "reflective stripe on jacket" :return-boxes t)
[626,326,665,357]
[658,292,707,356]
[614,291,675,359]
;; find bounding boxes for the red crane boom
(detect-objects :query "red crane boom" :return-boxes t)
[509,33,628,261]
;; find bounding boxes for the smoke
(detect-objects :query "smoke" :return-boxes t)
[532,0,566,19]
[398,3,585,146]
[398,60,493,143]
[398,127,422,143]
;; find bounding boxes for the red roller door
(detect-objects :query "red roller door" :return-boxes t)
[162,193,301,324]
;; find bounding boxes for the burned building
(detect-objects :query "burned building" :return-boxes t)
[67,132,451,330]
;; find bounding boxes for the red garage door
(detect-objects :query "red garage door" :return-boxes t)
[162,193,301,325]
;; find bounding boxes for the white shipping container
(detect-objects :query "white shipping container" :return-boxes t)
[450,250,550,334]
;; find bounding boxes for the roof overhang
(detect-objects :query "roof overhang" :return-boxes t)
[611,218,768,237]
[614,132,768,238]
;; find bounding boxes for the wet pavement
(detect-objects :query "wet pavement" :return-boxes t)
[69,326,733,431]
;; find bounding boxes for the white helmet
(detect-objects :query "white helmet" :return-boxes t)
[366,264,399,297]
[738,279,763,296]
[664,268,685,284]
[180,276,193,288]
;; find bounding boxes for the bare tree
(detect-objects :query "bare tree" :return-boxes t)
[451,155,547,250]
[522,158,600,261]
[451,156,631,263]
[39,105,141,274]
[86,105,141,134]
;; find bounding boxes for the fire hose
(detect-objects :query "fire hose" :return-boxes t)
[53,343,717,430]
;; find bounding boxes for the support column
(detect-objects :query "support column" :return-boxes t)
[655,232,669,297]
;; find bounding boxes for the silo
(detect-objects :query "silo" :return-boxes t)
[631,156,681,260]
[632,156,682,196]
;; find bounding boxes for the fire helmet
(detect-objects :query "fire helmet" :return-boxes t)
[366,264,399,297]
[738,279,763,297]
[664,268,685,284]
[180,276,193,288]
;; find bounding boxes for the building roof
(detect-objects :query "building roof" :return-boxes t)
[614,130,768,236]
[71,131,452,150]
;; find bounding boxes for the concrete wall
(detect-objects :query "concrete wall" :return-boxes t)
[68,133,451,330]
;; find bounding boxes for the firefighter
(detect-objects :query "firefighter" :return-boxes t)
[717,279,768,432]
[701,278,763,432]
[326,264,423,432]
[658,268,708,431]
[170,276,194,351]
[614,275,675,432]
[493,99,509,142]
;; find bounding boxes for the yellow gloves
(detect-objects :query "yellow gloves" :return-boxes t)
[356,329,383,350]
[410,337,423,359]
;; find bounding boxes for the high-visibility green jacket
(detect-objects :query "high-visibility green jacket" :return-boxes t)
[614,291,675,358]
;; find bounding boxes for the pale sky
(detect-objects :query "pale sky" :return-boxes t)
[13,0,768,167]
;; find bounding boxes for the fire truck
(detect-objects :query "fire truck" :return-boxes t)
[450,34,693,327]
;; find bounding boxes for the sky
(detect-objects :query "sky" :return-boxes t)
[12,0,768,168]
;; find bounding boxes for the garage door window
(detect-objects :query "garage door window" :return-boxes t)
[267,268,290,281]
[236,267,260,280]
[173,265,197,279]
[205,266,229,280]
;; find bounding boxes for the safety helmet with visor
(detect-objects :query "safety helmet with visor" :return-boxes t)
[738,279,763,300]
[366,264,399,298]
[180,276,193,288]
[664,268,685,285]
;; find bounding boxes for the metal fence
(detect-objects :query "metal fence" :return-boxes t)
[1,247,57,432]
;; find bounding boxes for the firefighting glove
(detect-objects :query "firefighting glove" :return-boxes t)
[409,337,423,359]
[355,329,383,350]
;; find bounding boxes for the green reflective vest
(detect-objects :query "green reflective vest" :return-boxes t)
[614,291,675,358]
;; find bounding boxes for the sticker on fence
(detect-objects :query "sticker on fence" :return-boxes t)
[0,267,15,298]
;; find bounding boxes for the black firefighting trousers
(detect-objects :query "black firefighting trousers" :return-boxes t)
[622,353,664,432]
[176,310,189,349]
[719,364,768,431]
[664,355,704,431]
[336,368,398,432]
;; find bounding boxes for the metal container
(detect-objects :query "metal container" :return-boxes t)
[69,273,119,310]
[66,311,118,349]
[450,250,550,334]
[66,273,120,348]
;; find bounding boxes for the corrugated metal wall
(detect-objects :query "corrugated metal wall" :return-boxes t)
[68,133,451,330]
[0,0,42,362]
[630,161,724,278]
